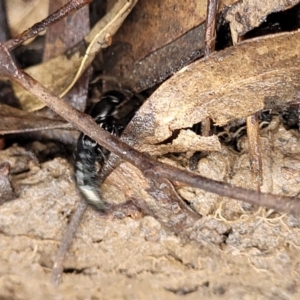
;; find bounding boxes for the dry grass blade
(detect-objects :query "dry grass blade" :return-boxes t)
[7,0,138,111]
[60,0,139,97]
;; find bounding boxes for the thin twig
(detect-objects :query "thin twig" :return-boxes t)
[246,112,263,191]
[4,0,92,51]
[0,123,73,135]
[51,201,87,286]
[2,42,300,255]
[5,64,300,216]
[51,198,143,285]
[204,0,219,56]
[2,41,300,280]
[201,0,219,141]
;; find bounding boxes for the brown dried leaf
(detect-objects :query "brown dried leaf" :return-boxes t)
[139,129,221,156]
[42,0,90,113]
[5,0,49,41]
[60,0,139,97]
[43,0,90,61]
[12,48,83,111]
[126,30,300,147]
[11,0,138,111]
[225,0,300,42]
[102,0,238,92]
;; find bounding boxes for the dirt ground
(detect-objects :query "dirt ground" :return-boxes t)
[1,120,300,299]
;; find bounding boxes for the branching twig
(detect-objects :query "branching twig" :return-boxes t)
[4,0,92,51]
[1,44,300,216]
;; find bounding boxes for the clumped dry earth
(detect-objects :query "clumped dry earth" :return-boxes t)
[1,121,300,299]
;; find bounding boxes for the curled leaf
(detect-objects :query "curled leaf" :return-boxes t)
[127,30,300,147]
[11,0,138,111]
[60,0,139,97]
[225,0,300,42]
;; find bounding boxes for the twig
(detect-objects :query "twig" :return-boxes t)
[0,123,73,135]
[51,201,87,286]
[231,20,263,193]
[204,0,219,56]
[246,112,263,191]
[4,0,92,51]
[51,199,143,285]
[200,0,219,144]
[0,44,299,216]
[201,0,219,136]
[2,41,300,280]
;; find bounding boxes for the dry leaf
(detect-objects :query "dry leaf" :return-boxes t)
[225,0,300,42]
[42,0,90,112]
[11,0,138,111]
[60,0,139,97]
[5,0,49,41]
[12,48,83,111]
[43,0,90,61]
[124,30,300,147]
[138,129,221,155]
[102,0,238,92]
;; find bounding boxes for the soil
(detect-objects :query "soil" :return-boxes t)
[1,121,300,300]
